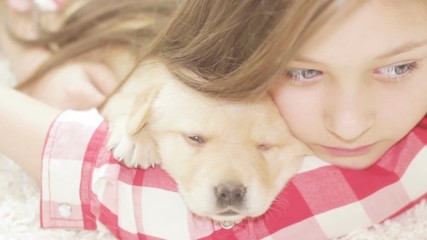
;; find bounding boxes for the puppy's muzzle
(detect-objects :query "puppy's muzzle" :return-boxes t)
[214,182,246,210]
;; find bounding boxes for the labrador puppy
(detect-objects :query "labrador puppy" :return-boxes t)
[103,60,310,227]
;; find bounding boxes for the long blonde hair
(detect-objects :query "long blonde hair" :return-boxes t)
[4,0,347,101]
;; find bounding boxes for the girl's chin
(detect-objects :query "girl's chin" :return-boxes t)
[314,152,382,170]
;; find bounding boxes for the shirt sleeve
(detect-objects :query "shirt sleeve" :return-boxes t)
[40,109,104,229]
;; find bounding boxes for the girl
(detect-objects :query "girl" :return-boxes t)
[1,0,427,239]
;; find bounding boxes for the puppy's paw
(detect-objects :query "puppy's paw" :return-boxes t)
[107,121,139,167]
[107,119,160,169]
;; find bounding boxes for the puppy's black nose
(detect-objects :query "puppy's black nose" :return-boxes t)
[215,183,246,207]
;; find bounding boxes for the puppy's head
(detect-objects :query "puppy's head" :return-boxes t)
[130,74,309,223]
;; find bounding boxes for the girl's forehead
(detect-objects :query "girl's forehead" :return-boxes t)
[292,0,427,65]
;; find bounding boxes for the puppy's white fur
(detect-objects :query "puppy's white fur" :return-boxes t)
[103,60,310,223]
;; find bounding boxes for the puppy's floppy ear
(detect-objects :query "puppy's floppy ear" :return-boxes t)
[126,85,160,135]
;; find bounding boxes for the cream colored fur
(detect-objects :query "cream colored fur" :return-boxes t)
[103,60,311,223]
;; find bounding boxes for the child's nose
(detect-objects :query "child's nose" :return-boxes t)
[324,87,374,141]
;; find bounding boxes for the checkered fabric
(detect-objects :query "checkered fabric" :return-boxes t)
[41,109,427,240]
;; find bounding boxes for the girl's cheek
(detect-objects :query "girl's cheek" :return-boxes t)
[269,82,287,110]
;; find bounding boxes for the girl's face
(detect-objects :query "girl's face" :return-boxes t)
[271,0,427,169]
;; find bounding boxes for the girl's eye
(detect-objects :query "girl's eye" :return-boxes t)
[286,69,322,85]
[374,62,418,80]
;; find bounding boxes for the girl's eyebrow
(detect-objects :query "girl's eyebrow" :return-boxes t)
[374,39,427,60]
[292,39,427,64]
[291,56,320,64]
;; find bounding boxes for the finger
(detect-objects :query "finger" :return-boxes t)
[54,65,107,110]
[34,63,106,110]
[81,61,119,96]
[71,85,106,110]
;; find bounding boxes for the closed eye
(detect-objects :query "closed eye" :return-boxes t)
[185,134,206,145]
[257,143,272,151]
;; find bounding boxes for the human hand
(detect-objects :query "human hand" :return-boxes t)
[4,0,118,110]
[23,61,119,110]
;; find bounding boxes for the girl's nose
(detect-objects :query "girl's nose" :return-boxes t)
[324,85,374,141]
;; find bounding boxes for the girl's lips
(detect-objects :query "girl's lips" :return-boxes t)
[322,144,375,157]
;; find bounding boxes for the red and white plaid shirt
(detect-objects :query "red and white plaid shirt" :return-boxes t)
[41,109,427,240]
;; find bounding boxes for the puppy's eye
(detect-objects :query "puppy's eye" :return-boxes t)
[257,144,271,151]
[187,135,206,145]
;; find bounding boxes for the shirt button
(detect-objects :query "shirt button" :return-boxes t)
[58,203,72,218]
